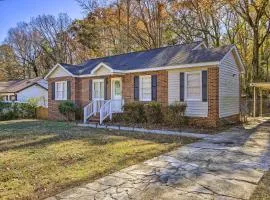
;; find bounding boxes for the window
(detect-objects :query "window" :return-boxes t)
[186,72,201,100]
[55,81,67,100]
[93,79,104,100]
[10,95,16,101]
[140,75,151,101]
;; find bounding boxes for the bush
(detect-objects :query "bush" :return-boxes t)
[165,102,188,127]
[144,102,163,124]
[0,102,37,121]
[123,102,146,124]
[19,103,36,118]
[111,113,124,123]
[58,101,77,121]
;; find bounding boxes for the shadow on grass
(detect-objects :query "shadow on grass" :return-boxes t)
[0,120,196,152]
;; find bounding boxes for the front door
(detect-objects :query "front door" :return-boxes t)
[111,78,122,100]
[92,79,104,100]
[111,78,122,112]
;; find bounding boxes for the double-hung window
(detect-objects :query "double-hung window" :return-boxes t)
[55,81,67,100]
[139,75,151,101]
[186,72,201,101]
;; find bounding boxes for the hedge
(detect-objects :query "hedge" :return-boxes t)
[0,102,37,121]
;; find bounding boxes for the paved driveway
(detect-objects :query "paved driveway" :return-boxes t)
[47,120,270,200]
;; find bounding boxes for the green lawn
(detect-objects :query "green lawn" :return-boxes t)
[0,120,196,200]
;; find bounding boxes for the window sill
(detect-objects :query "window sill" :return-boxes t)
[139,99,151,102]
[185,99,202,102]
[54,99,68,101]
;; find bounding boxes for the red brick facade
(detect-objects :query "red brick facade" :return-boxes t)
[187,67,220,127]
[48,67,239,127]
[122,70,168,106]
[48,76,77,121]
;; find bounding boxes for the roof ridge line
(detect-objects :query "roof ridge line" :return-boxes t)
[77,41,202,66]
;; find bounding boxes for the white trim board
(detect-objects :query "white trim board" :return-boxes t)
[44,64,74,80]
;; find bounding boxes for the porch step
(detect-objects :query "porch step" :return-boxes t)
[88,114,100,123]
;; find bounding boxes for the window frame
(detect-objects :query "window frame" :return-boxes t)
[185,71,202,101]
[55,81,67,101]
[139,75,152,102]
[92,79,105,100]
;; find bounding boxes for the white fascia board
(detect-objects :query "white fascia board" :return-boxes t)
[45,62,219,79]
[220,46,246,74]
[232,46,246,74]
[44,63,75,80]
[79,72,125,78]
[192,41,207,49]
[91,62,114,74]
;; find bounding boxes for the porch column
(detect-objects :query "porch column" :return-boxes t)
[253,86,256,117]
[260,89,263,117]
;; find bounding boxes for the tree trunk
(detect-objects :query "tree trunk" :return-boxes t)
[126,0,130,52]
[32,63,39,77]
[252,28,260,80]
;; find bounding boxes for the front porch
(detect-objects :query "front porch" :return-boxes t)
[83,76,125,124]
[83,99,124,124]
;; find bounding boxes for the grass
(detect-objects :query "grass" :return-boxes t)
[0,120,196,200]
[250,171,270,200]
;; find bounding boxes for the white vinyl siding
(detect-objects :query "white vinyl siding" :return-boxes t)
[17,85,48,107]
[94,66,111,76]
[55,81,67,100]
[50,67,70,78]
[139,75,151,101]
[168,69,208,117]
[219,52,240,117]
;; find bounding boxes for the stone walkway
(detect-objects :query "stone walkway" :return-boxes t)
[47,120,270,200]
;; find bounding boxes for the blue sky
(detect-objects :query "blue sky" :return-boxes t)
[0,0,84,43]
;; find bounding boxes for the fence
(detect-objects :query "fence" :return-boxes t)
[36,107,48,120]
[241,98,270,117]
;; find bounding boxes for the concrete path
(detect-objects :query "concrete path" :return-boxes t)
[47,120,270,200]
[78,123,212,139]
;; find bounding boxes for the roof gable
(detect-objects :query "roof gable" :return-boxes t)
[220,46,245,73]
[91,62,113,75]
[44,64,74,80]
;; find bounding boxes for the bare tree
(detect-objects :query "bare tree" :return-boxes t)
[227,0,270,80]
[6,22,41,77]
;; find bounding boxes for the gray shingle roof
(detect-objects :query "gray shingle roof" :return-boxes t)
[60,42,233,76]
[0,77,48,93]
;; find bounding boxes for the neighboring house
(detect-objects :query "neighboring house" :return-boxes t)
[45,41,245,127]
[0,80,19,91]
[0,78,48,107]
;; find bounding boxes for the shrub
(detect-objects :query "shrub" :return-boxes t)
[144,102,163,124]
[165,102,188,127]
[75,106,83,121]
[0,102,37,121]
[123,102,146,124]
[18,103,36,118]
[58,101,77,121]
[111,113,124,123]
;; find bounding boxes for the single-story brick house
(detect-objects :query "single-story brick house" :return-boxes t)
[44,41,245,127]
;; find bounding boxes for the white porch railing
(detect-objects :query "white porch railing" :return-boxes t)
[83,100,108,123]
[100,100,112,124]
[83,99,124,124]
[100,99,124,124]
